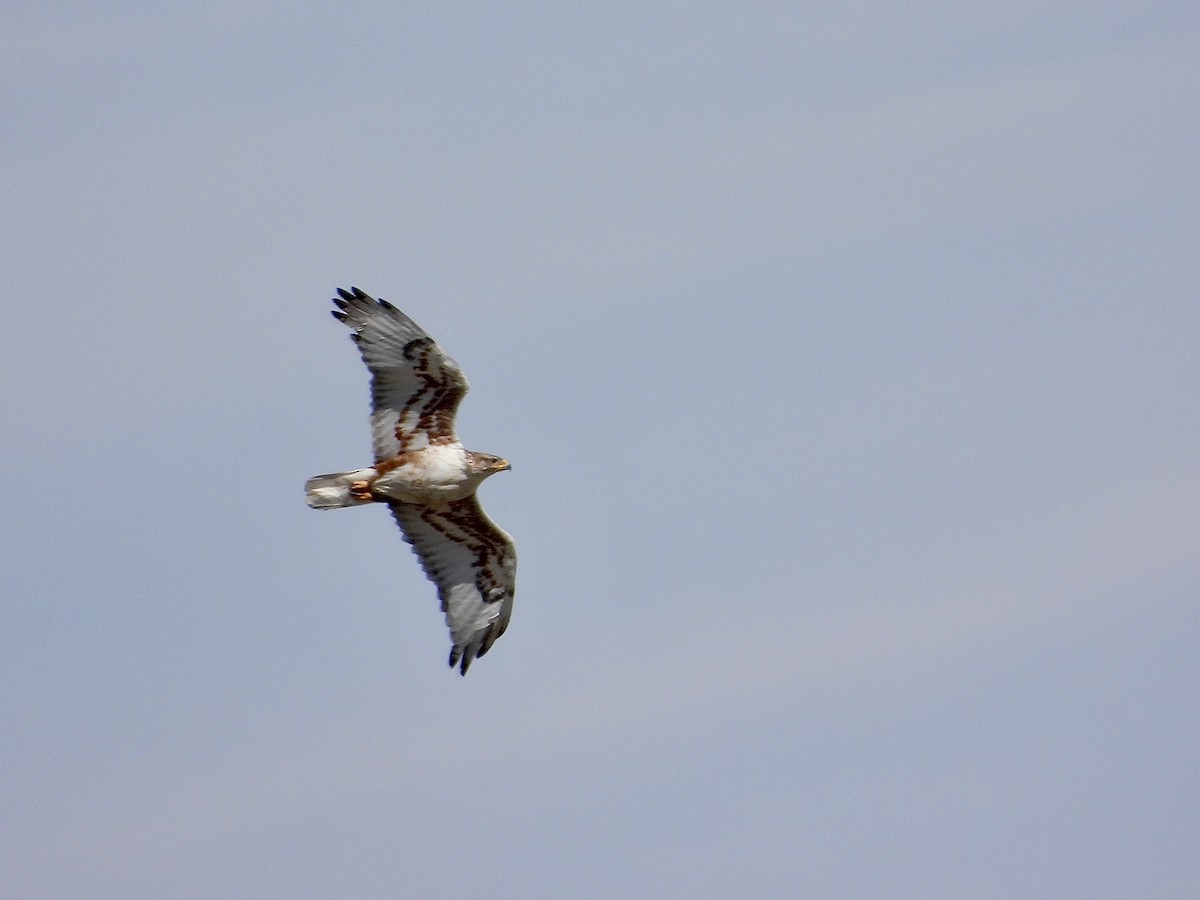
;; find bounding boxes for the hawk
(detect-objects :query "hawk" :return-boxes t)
[305,287,516,674]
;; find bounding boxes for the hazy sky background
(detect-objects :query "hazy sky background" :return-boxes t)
[3,3,1199,897]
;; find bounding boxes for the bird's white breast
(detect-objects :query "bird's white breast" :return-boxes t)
[371,445,477,503]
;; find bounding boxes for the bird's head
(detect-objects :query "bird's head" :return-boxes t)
[467,452,512,476]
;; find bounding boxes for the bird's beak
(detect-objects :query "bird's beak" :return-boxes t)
[498,458,512,472]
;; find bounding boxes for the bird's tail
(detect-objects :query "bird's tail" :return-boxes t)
[304,468,378,509]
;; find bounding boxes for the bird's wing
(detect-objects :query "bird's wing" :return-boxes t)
[388,497,517,674]
[332,286,469,461]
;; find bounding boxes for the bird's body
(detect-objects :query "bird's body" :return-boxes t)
[372,446,509,503]
[305,287,516,674]
[307,446,505,507]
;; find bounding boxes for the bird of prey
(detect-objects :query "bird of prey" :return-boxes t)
[305,287,516,674]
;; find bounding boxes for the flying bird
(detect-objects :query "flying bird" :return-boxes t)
[305,287,516,674]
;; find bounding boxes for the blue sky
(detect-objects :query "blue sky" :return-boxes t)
[3,3,1199,897]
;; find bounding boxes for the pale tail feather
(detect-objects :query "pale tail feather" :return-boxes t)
[305,468,378,509]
